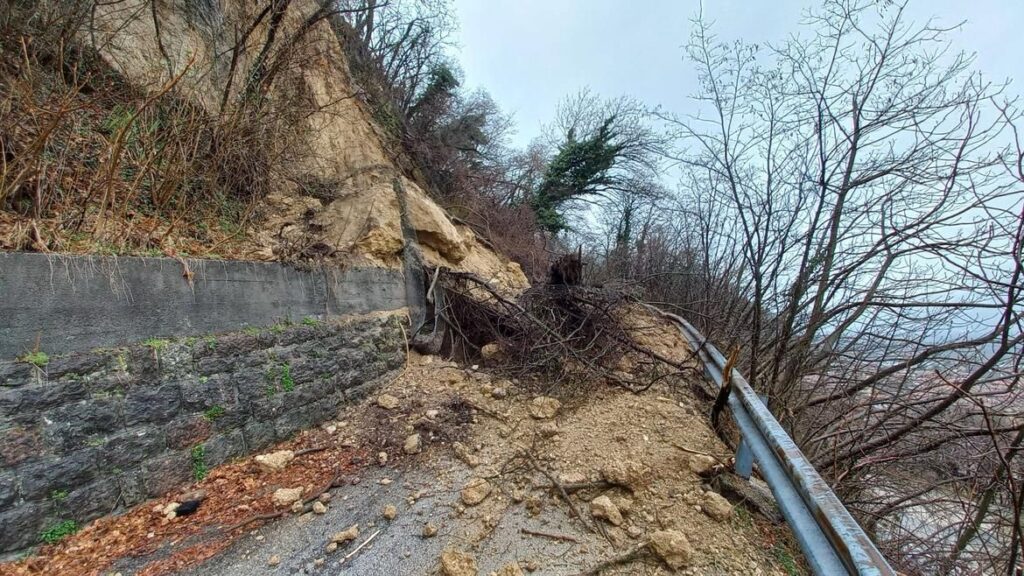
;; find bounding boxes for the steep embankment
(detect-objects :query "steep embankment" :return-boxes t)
[26,0,526,290]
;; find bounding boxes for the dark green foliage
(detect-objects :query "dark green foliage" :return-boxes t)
[191,445,207,481]
[532,117,623,233]
[40,520,78,545]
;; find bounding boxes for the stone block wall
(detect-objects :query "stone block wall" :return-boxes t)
[0,314,405,554]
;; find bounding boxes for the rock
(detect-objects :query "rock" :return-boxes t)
[649,530,693,569]
[440,548,478,576]
[312,501,327,514]
[290,500,305,514]
[255,450,295,473]
[377,394,400,409]
[537,422,559,438]
[589,495,623,526]
[600,460,647,491]
[491,387,507,399]
[318,492,332,504]
[425,409,440,419]
[495,562,524,576]
[627,525,643,538]
[331,524,359,545]
[559,471,588,485]
[403,433,422,455]
[480,343,502,361]
[383,504,397,520]
[272,487,304,507]
[688,454,718,475]
[528,396,561,419]
[610,494,633,515]
[267,555,281,567]
[326,542,338,553]
[453,442,479,467]
[702,491,733,521]
[460,478,492,506]
[377,451,389,465]
[422,522,438,537]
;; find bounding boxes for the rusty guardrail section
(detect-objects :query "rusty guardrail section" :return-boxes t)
[656,309,896,576]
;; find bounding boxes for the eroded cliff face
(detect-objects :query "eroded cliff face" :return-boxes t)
[86,0,527,292]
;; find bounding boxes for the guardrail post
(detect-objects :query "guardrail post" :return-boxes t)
[734,394,767,479]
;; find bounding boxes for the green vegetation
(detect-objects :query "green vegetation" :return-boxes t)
[40,520,78,545]
[243,327,262,336]
[280,363,294,392]
[142,338,170,352]
[301,316,320,326]
[191,445,208,481]
[203,405,226,421]
[20,350,49,367]
[50,489,68,503]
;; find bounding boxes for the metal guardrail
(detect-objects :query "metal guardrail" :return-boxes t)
[656,309,896,576]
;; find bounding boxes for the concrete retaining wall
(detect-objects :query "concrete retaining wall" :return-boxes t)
[0,252,406,360]
[0,315,406,553]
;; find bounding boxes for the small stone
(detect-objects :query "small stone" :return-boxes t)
[256,450,295,473]
[627,525,643,538]
[268,555,281,567]
[377,394,400,409]
[312,501,327,514]
[490,387,507,399]
[404,433,422,455]
[313,558,325,567]
[523,559,539,572]
[495,562,524,576]
[479,383,493,396]
[528,396,561,419]
[537,422,559,438]
[440,548,477,576]
[650,530,693,569]
[688,454,718,475]
[453,442,479,467]
[600,460,647,491]
[318,492,332,504]
[702,491,733,521]
[460,478,492,506]
[326,542,338,553]
[324,424,338,435]
[272,487,304,507]
[589,495,623,526]
[559,471,588,485]
[480,343,502,361]
[331,524,359,545]
[380,478,392,485]
[422,522,438,537]
[291,500,305,514]
[378,451,389,465]
[383,504,397,520]
[425,409,440,419]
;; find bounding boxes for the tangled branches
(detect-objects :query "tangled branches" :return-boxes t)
[421,267,700,394]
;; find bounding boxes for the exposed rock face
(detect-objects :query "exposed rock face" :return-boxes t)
[649,530,693,569]
[85,0,529,292]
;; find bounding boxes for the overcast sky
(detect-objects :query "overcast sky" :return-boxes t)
[451,0,1024,149]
